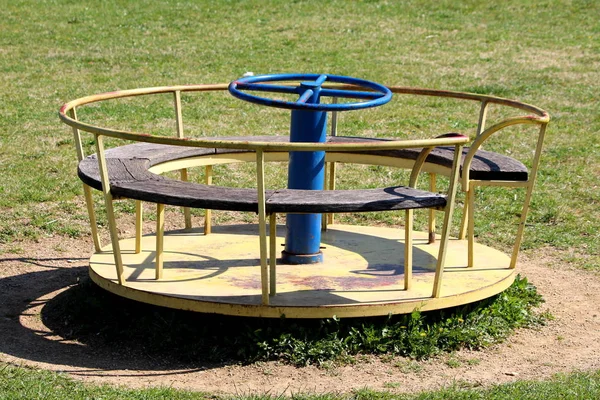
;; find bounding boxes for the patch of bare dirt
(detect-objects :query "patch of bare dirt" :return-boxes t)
[1,230,599,396]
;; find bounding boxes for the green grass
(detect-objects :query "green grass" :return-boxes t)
[1,0,598,265]
[1,0,599,398]
[2,363,600,399]
[0,363,207,400]
[41,275,546,366]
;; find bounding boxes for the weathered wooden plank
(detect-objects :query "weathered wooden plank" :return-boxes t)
[266,186,446,213]
[93,142,216,163]
[111,180,445,214]
[78,137,528,195]
[112,180,265,212]
[327,137,528,182]
[214,135,528,181]
[78,143,215,191]
[76,136,526,215]
[78,158,156,191]
[413,146,528,181]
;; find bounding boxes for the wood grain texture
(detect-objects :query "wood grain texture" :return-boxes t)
[76,135,524,214]
[213,135,528,181]
[267,186,446,213]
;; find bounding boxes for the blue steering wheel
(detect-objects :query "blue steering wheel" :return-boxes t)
[228,73,392,111]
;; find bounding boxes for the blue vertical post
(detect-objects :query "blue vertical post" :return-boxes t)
[281,81,327,264]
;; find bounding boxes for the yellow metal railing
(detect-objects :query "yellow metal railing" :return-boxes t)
[59,83,548,303]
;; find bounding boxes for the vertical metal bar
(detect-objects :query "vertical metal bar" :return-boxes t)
[269,213,277,296]
[174,90,184,138]
[256,149,269,305]
[432,143,464,298]
[83,186,102,252]
[70,108,102,252]
[155,203,165,279]
[326,97,339,226]
[174,90,192,229]
[95,134,125,285]
[404,209,413,290]
[457,99,488,247]
[428,173,437,244]
[467,186,475,268]
[322,165,329,232]
[330,98,339,137]
[405,146,437,290]
[204,165,213,235]
[326,162,337,226]
[510,124,547,269]
[71,108,86,162]
[459,196,469,240]
[135,201,142,254]
[476,100,489,137]
[181,168,192,229]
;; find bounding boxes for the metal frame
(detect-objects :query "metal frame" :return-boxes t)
[59,83,548,316]
[384,87,549,269]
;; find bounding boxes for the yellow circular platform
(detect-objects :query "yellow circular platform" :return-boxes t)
[89,224,515,318]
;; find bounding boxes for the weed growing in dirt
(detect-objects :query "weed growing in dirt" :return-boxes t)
[42,275,547,367]
[3,362,600,399]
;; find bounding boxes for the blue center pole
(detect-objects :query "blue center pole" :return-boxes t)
[281,82,327,264]
[228,73,392,265]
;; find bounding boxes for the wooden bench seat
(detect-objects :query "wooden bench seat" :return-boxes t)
[77,133,529,217]
[325,136,528,182]
[78,136,528,198]
[78,143,216,192]
[77,141,446,214]
[215,135,528,181]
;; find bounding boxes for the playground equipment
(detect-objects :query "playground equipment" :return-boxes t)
[59,74,549,318]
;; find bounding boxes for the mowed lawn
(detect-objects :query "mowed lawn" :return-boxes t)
[0,0,599,398]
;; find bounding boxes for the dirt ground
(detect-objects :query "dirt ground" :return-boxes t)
[1,231,599,396]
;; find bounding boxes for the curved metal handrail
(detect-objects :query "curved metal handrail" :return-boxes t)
[58,83,469,152]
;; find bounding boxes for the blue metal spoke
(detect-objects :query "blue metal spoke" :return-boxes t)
[297,89,315,104]
[314,74,328,86]
[319,88,383,100]
[235,82,300,95]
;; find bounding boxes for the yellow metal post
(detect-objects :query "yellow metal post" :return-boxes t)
[428,173,437,244]
[404,209,413,290]
[510,124,547,269]
[82,186,102,252]
[322,164,328,232]
[156,203,165,279]
[322,161,338,231]
[476,100,490,137]
[467,186,475,268]
[180,169,192,230]
[135,201,142,254]
[432,143,464,298]
[326,103,339,227]
[174,90,192,229]
[326,161,336,226]
[256,150,269,305]
[459,100,488,243]
[204,165,213,235]
[70,108,102,252]
[406,147,437,289]
[459,199,469,240]
[95,135,125,285]
[269,213,277,295]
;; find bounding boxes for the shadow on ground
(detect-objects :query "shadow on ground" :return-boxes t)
[0,256,242,374]
[3,254,403,375]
